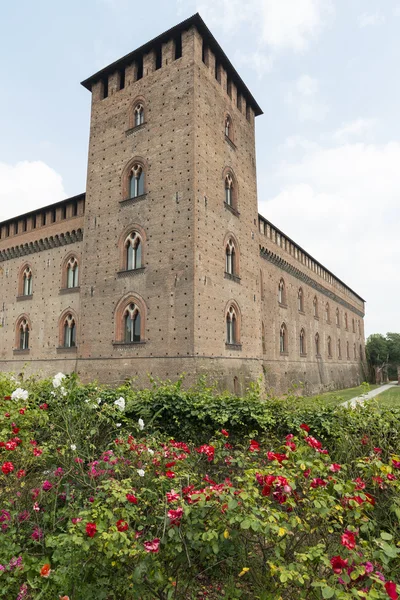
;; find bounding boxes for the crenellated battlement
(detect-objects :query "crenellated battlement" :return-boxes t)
[258,214,365,310]
[0,194,85,245]
[81,13,262,119]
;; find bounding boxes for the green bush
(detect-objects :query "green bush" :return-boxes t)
[0,373,399,599]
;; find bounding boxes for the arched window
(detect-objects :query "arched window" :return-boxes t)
[336,308,340,327]
[300,328,306,355]
[19,319,30,350]
[226,305,238,345]
[278,279,286,305]
[358,320,361,336]
[346,341,350,359]
[124,303,141,343]
[327,336,332,358]
[22,266,33,296]
[66,257,79,288]
[354,343,357,360]
[344,313,348,330]
[63,313,76,348]
[225,173,233,206]
[129,164,145,198]
[313,296,318,318]
[352,318,356,333]
[315,333,320,356]
[280,323,287,354]
[125,232,142,270]
[298,288,304,312]
[225,115,231,139]
[225,238,236,275]
[134,103,144,127]
[337,339,341,359]
[325,303,330,323]
[262,321,266,353]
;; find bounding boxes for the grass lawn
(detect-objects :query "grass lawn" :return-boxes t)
[374,385,400,408]
[301,383,380,407]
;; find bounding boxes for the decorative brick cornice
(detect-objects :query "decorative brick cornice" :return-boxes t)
[260,247,365,318]
[0,229,84,263]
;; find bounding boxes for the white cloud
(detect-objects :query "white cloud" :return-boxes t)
[180,0,334,72]
[332,118,377,143]
[358,12,386,28]
[285,75,329,122]
[0,161,66,222]
[260,141,400,336]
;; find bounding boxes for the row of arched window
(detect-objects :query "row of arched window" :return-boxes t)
[15,312,77,351]
[275,323,363,360]
[16,257,79,298]
[277,278,362,335]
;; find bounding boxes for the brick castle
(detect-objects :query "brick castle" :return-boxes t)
[0,14,366,395]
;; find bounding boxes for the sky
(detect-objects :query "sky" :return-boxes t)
[0,0,399,337]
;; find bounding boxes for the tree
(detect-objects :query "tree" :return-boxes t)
[366,334,389,383]
[386,332,400,365]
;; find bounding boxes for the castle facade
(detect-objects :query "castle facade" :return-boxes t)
[0,14,366,394]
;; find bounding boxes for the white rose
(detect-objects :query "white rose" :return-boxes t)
[137,469,145,477]
[70,444,77,451]
[116,423,121,428]
[11,388,29,401]
[114,397,125,412]
[52,372,66,388]
[138,418,145,430]
[148,449,154,456]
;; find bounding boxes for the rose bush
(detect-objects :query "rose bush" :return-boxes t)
[0,373,399,599]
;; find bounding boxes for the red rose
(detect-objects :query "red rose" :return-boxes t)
[249,440,260,452]
[17,469,26,479]
[385,582,399,600]
[310,478,326,488]
[1,461,14,475]
[39,403,48,410]
[116,519,129,532]
[12,427,19,434]
[144,538,160,553]
[126,493,138,504]
[330,555,348,574]
[267,451,288,463]
[300,423,310,432]
[329,463,341,472]
[85,522,97,538]
[221,429,229,437]
[341,530,356,550]
[165,470,175,479]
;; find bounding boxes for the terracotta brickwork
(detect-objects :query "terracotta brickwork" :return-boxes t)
[0,15,366,394]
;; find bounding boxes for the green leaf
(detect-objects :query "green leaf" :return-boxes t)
[381,531,393,541]
[322,587,335,599]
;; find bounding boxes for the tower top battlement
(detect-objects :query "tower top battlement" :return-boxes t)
[80,13,263,117]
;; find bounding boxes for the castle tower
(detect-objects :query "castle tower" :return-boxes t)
[79,14,263,390]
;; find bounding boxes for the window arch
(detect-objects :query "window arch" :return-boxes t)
[299,328,306,355]
[59,311,77,348]
[66,256,79,288]
[336,308,340,327]
[325,302,330,323]
[18,264,33,297]
[278,279,286,305]
[226,303,240,345]
[327,336,332,358]
[134,103,144,127]
[225,238,237,276]
[280,323,287,354]
[128,97,146,129]
[114,294,147,344]
[125,232,142,270]
[223,168,238,211]
[298,287,304,312]
[224,114,234,142]
[313,296,318,318]
[15,315,31,350]
[315,332,320,356]
[122,157,147,200]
